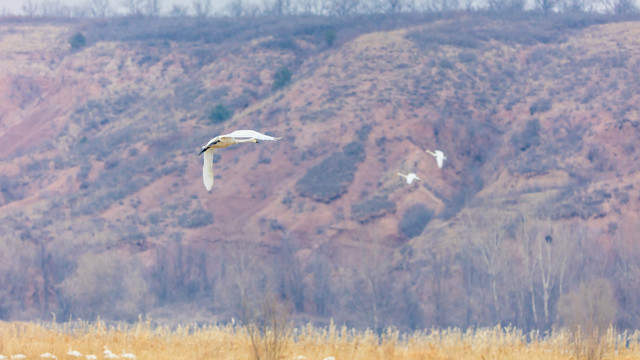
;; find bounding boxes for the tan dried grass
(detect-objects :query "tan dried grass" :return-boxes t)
[0,319,639,360]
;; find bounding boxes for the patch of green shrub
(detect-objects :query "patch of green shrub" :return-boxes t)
[69,32,86,50]
[272,66,292,91]
[208,104,232,124]
[324,30,336,46]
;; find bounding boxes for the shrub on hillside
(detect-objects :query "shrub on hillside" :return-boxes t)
[178,209,213,228]
[272,66,292,91]
[137,54,160,66]
[439,58,455,69]
[324,30,336,46]
[529,98,552,115]
[296,142,365,203]
[69,32,86,50]
[77,162,92,180]
[356,124,373,141]
[398,204,433,239]
[0,175,26,204]
[351,195,396,223]
[458,52,477,63]
[511,119,541,152]
[262,36,298,51]
[208,104,233,124]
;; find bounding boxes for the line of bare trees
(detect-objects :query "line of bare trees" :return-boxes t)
[10,0,638,19]
[0,201,637,332]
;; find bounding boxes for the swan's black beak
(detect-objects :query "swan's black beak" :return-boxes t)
[198,147,208,156]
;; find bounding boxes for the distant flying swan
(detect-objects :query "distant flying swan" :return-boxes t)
[397,172,420,184]
[198,130,282,191]
[425,149,447,169]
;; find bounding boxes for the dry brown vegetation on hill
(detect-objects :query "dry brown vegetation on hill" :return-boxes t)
[1,12,640,336]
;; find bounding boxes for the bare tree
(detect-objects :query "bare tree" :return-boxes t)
[227,0,245,16]
[340,228,401,331]
[487,0,525,11]
[170,4,188,15]
[309,249,332,316]
[87,0,111,17]
[145,0,161,15]
[557,0,589,12]
[422,233,456,327]
[329,0,361,15]
[263,0,293,14]
[530,200,576,327]
[611,226,640,328]
[296,0,330,13]
[558,278,616,334]
[277,234,305,313]
[423,0,460,11]
[121,0,145,15]
[463,208,511,323]
[192,0,211,16]
[0,237,39,318]
[514,211,540,329]
[150,234,211,304]
[536,224,555,326]
[22,0,39,15]
[462,0,474,10]
[386,0,405,12]
[41,0,72,16]
[367,0,407,12]
[246,295,292,360]
[613,0,637,13]
[61,251,151,320]
[534,0,556,13]
[217,238,273,322]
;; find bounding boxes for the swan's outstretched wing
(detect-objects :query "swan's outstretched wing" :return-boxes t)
[221,129,282,141]
[202,148,215,191]
[426,149,445,168]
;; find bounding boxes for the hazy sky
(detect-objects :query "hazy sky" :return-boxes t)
[0,0,231,16]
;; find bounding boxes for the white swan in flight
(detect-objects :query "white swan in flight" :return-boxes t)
[425,149,446,169]
[198,129,281,191]
[397,172,420,184]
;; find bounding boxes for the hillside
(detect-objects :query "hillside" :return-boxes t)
[1,14,640,331]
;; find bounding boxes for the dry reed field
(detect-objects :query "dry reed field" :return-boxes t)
[1,318,640,360]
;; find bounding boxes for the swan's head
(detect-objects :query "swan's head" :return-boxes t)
[199,137,223,155]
